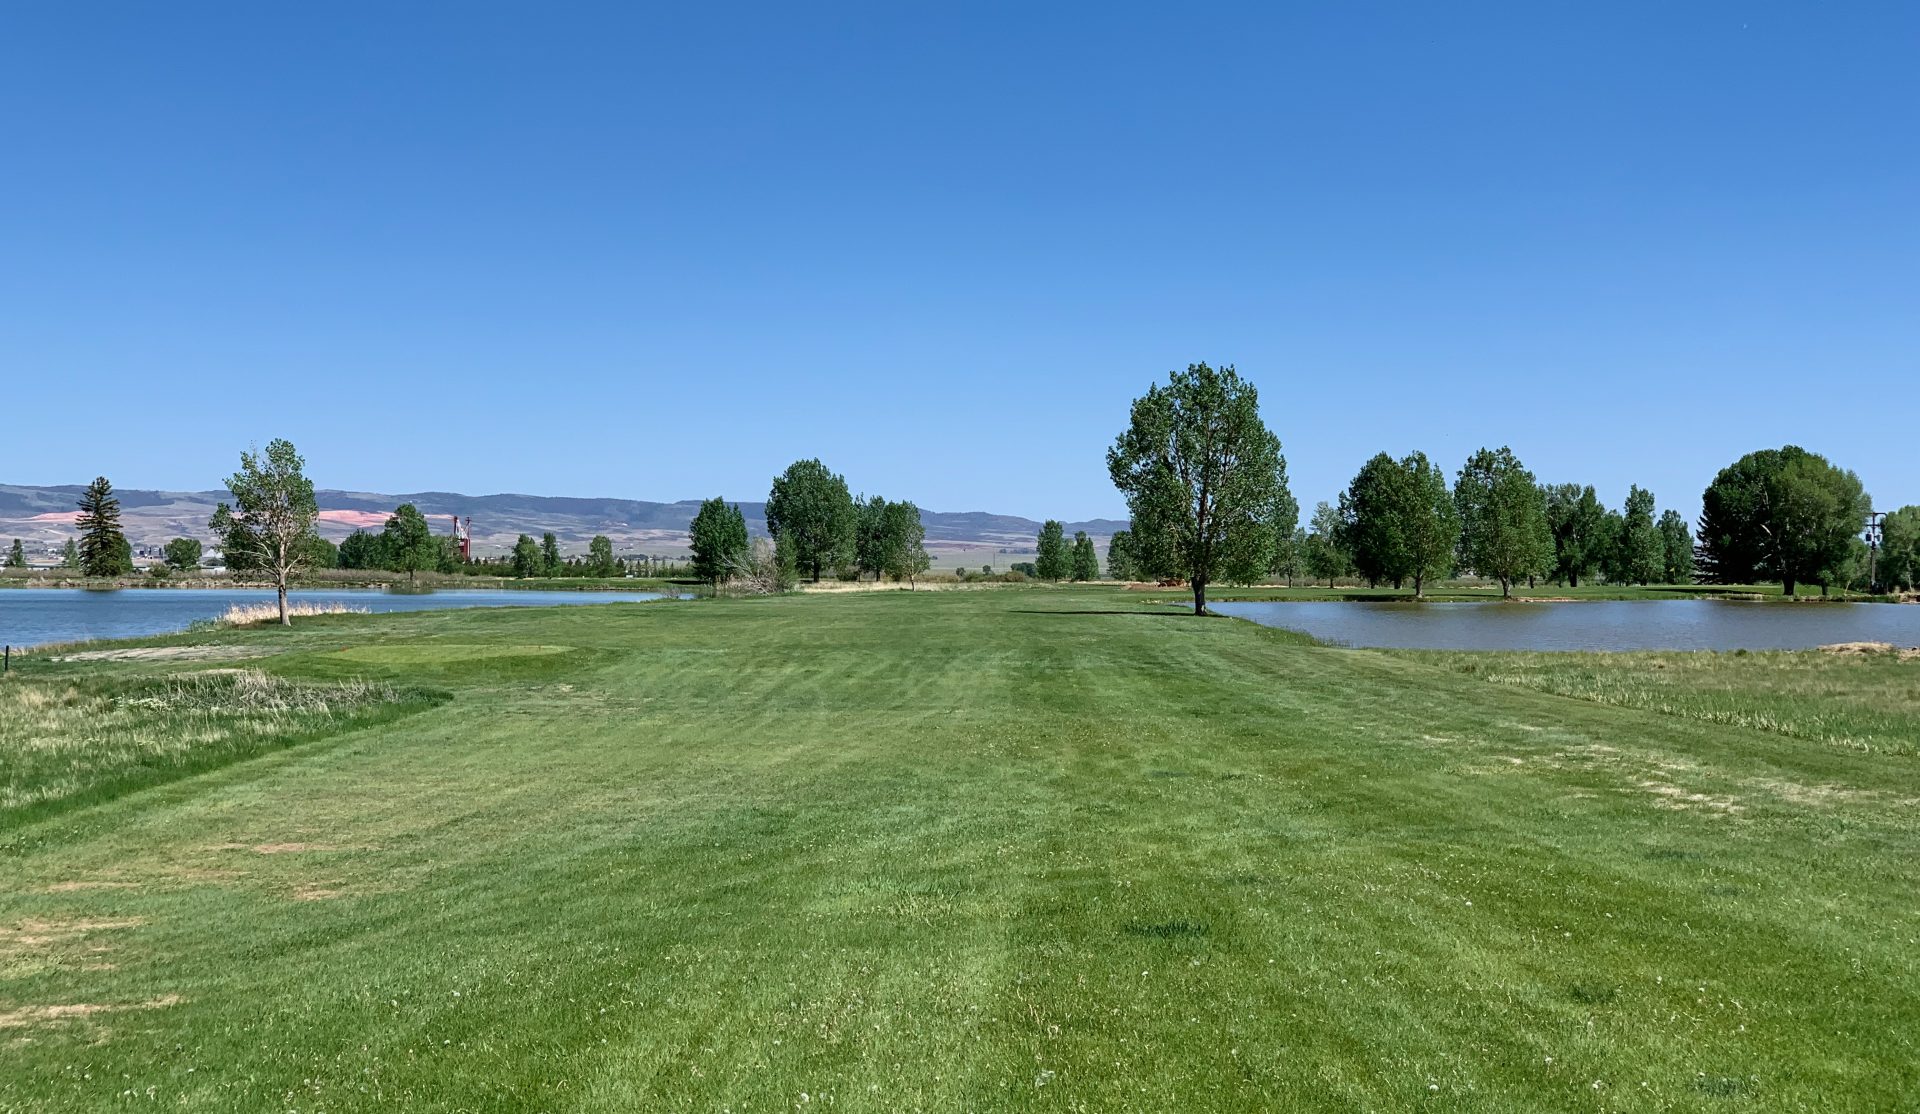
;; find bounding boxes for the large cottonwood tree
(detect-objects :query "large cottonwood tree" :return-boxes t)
[1454,446,1551,597]
[1107,362,1293,615]
[1034,520,1069,581]
[1544,484,1605,587]
[766,459,855,582]
[690,498,750,586]
[1696,446,1868,595]
[210,440,320,625]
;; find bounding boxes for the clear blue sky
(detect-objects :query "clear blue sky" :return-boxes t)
[3,3,1914,522]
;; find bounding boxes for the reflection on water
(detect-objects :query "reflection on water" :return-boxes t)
[0,587,672,649]
[1211,599,1920,651]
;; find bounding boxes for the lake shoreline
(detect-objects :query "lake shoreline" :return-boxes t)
[0,574,681,593]
[0,586,679,650]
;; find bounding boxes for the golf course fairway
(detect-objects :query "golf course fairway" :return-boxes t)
[2,590,1914,1111]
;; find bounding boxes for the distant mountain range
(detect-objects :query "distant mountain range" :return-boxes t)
[0,483,1127,557]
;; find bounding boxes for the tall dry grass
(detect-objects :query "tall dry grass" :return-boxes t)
[2,669,418,821]
[216,601,369,627]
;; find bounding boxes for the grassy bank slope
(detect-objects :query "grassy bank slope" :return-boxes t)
[0,592,1914,1111]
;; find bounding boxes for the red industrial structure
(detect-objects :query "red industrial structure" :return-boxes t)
[451,516,472,561]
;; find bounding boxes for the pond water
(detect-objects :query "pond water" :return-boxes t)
[0,587,672,650]
[1210,599,1920,652]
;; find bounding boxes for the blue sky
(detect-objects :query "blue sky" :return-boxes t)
[3,3,1914,522]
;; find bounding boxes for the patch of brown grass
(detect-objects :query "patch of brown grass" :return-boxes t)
[0,995,182,1029]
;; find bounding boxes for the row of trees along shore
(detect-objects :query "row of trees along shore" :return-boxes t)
[10,398,1914,622]
[1100,363,1903,614]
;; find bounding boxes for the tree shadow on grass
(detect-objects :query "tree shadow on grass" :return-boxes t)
[1006,609,1202,617]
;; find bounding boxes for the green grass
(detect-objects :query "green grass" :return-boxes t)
[0,591,1914,1111]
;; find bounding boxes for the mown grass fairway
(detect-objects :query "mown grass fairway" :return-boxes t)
[1,592,1915,1111]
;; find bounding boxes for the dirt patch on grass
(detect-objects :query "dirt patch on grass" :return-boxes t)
[0,995,182,1029]
[1638,779,1743,814]
[44,881,141,894]
[4,918,144,941]
[251,842,355,855]
[1817,641,1920,661]
[1746,778,1886,809]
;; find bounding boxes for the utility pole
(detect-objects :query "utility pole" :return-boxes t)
[1864,510,1884,594]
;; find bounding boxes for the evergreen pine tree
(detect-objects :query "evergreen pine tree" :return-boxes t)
[75,476,131,577]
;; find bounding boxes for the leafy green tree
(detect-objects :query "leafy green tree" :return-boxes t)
[1105,530,1137,581]
[767,459,856,582]
[879,500,930,587]
[1596,509,1628,585]
[1069,530,1099,582]
[511,534,544,578]
[1304,501,1349,587]
[1544,484,1606,587]
[772,532,800,591]
[541,532,562,577]
[210,440,322,623]
[1658,510,1694,584]
[1454,446,1550,597]
[852,494,890,581]
[1338,454,1411,589]
[1610,485,1665,585]
[1339,452,1453,593]
[1034,520,1069,581]
[1696,446,1870,595]
[1879,506,1920,591]
[4,538,24,568]
[689,498,750,585]
[588,535,618,577]
[338,530,385,570]
[1399,452,1458,598]
[381,503,438,585]
[60,539,78,568]
[1107,362,1294,614]
[76,476,132,578]
[1273,526,1306,586]
[306,536,339,570]
[163,537,203,571]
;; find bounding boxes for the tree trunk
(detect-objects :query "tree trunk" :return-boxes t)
[1414,574,1424,599]
[277,582,290,627]
[1500,577,1511,598]
[1569,572,1579,588]
[1783,577,1796,597]
[1528,575,1535,589]
[1192,578,1207,616]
